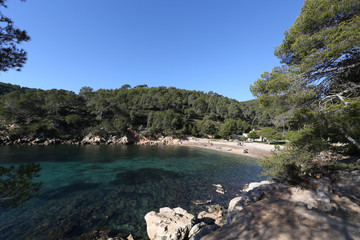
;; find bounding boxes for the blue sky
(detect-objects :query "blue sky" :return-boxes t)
[1,0,304,101]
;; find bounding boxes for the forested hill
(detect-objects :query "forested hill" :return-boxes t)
[0,82,38,96]
[0,83,269,140]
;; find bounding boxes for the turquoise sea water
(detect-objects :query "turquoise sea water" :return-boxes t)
[0,145,264,239]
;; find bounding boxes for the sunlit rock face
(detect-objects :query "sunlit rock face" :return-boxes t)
[145,207,195,240]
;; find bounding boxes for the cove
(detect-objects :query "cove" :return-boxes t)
[0,145,264,239]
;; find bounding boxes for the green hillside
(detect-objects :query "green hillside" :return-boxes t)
[0,83,266,140]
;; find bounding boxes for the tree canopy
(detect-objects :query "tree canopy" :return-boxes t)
[0,0,30,72]
[0,84,263,140]
[251,0,360,152]
[259,127,282,144]
[0,0,44,212]
[253,0,360,183]
[275,0,360,96]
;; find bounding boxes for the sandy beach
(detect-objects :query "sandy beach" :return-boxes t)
[180,138,274,158]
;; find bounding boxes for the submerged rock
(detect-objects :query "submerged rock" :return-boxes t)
[192,199,212,205]
[212,184,226,194]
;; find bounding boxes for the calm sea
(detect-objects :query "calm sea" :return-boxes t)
[0,145,264,239]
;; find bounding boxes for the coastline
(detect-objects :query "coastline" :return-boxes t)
[180,138,273,159]
[0,134,274,159]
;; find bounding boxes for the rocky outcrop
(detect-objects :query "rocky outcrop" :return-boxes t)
[226,178,335,224]
[0,135,64,146]
[145,170,360,240]
[197,204,226,226]
[0,132,184,146]
[144,205,227,240]
[80,134,131,145]
[144,207,196,240]
[136,136,182,146]
[201,198,360,240]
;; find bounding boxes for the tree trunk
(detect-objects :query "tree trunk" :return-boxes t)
[345,134,360,152]
[337,126,360,152]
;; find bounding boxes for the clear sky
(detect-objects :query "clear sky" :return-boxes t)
[1,0,304,101]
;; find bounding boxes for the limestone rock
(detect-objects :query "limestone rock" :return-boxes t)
[144,207,195,240]
[201,199,360,240]
[126,234,134,240]
[189,224,219,240]
[192,199,212,205]
[197,204,226,226]
[228,196,243,213]
[212,184,226,194]
[244,180,272,192]
[117,136,129,144]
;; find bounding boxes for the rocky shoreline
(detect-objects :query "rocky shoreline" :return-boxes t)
[0,133,274,160]
[0,133,183,146]
[144,170,360,240]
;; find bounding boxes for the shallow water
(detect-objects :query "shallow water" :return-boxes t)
[0,145,264,239]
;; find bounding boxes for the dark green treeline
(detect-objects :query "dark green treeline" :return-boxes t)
[0,83,272,140]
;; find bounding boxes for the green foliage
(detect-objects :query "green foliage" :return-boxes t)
[218,119,238,138]
[247,131,259,139]
[78,86,94,101]
[260,127,282,143]
[0,0,30,72]
[260,124,333,183]
[0,84,258,139]
[147,109,183,135]
[121,84,131,89]
[239,99,277,127]
[287,125,329,152]
[240,136,248,141]
[27,121,49,136]
[259,148,315,184]
[0,82,37,97]
[198,118,217,136]
[134,84,148,88]
[275,0,360,84]
[0,163,42,210]
[251,0,360,153]
[65,114,83,125]
[218,118,249,138]
[324,100,360,149]
[185,124,196,137]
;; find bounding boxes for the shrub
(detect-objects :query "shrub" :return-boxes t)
[247,131,259,139]
[258,148,314,184]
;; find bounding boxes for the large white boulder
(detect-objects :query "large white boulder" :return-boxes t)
[144,207,195,240]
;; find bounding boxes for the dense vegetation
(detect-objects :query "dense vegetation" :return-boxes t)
[0,0,30,72]
[251,0,360,183]
[0,163,42,211]
[0,83,270,140]
[0,82,37,96]
[0,0,42,211]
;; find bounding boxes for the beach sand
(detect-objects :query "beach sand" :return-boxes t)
[180,138,274,159]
